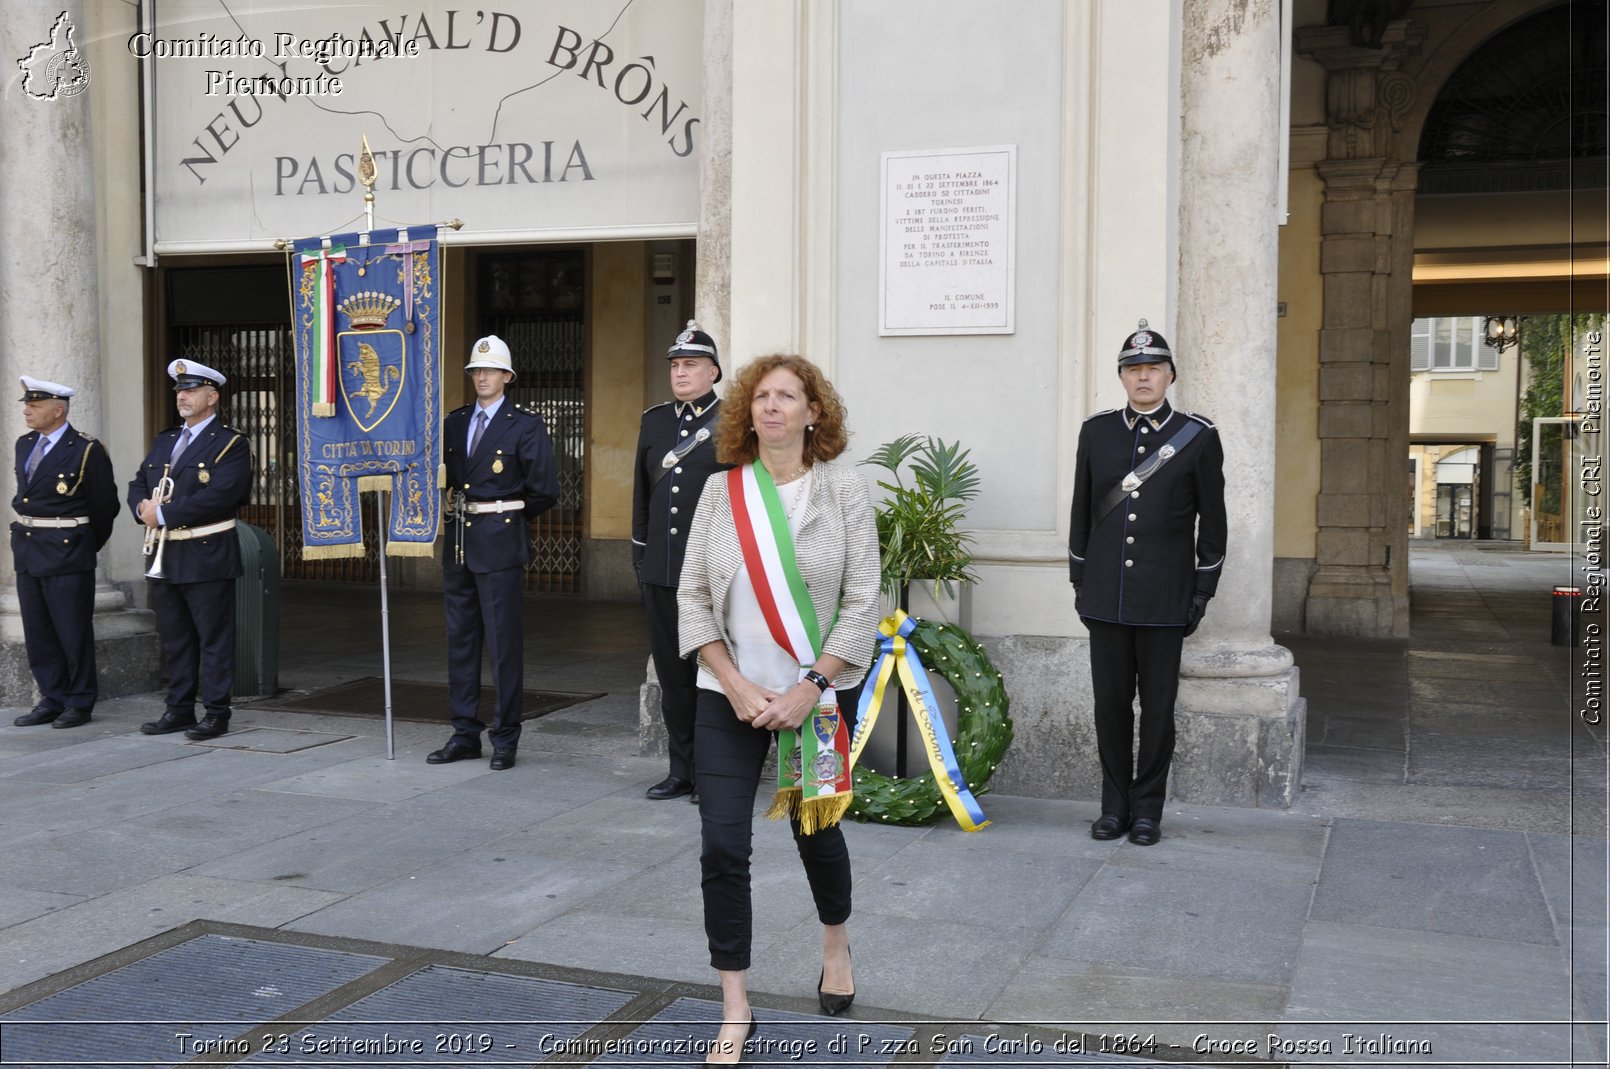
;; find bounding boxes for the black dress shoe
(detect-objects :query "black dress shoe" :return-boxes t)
[426,739,482,764]
[646,775,693,800]
[12,705,60,727]
[185,715,230,740]
[140,710,197,735]
[1128,818,1161,846]
[689,787,699,805]
[1090,814,1129,840]
[51,708,92,730]
[489,748,517,771]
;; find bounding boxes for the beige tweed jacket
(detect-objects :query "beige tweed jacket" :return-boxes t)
[678,460,882,689]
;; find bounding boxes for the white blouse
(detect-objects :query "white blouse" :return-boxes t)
[697,471,812,696]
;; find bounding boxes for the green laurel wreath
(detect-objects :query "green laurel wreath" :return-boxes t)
[847,617,1014,826]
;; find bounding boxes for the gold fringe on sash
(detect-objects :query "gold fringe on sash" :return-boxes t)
[765,787,853,835]
[312,402,336,417]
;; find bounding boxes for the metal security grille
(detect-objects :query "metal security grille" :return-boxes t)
[168,315,380,584]
[479,252,585,594]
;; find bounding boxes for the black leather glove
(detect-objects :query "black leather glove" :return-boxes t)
[1072,582,1083,615]
[1184,593,1210,637]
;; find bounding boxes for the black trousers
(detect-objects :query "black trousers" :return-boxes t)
[16,569,97,712]
[1085,619,1185,823]
[443,564,525,749]
[696,683,861,971]
[643,582,697,783]
[150,577,236,716]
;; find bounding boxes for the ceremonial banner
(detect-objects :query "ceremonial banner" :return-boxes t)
[291,225,442,558]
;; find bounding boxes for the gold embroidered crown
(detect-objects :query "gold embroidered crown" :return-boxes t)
[337,291,401,330]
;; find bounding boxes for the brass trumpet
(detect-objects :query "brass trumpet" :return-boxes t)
[142,463,174,579]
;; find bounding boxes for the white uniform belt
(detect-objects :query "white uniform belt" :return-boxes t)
[461,499,524,515]
[163,518,237,541]
[13,513,90,528]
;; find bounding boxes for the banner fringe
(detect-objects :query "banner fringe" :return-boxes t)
[385,541,435,558]
[356,475,392,492]
[312,402,335,417]
[301,544,364,561]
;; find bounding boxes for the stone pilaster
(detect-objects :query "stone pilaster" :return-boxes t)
[1174,0,1304,807]
[1297,20,1422,636]
[695,0,733,374]
[0,1,157,706]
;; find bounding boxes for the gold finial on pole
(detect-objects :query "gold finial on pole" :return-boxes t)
[358,133,378,232]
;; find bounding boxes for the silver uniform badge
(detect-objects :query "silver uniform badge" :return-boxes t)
[1121,472,1141,492]
[1159,444,1176,460]
[662,426,710,468]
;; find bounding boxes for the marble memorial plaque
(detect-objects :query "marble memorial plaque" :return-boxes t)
[880,145,1016,336]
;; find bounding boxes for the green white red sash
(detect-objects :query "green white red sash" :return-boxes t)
[729,461,853,834]
[297,244,346,416]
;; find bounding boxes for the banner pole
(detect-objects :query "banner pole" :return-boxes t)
[377,489,396,760]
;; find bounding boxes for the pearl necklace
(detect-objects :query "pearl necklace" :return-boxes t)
[771,463,810,486]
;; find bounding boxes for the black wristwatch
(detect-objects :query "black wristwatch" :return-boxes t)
[803,669,831,693]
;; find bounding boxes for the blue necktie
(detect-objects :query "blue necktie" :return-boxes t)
[24,435,48,480]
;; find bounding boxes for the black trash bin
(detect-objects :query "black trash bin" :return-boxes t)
[234,522,280,697]
[1552,585,1581,647]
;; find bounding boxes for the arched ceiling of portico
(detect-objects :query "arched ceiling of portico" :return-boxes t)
[1394,0,1567,163]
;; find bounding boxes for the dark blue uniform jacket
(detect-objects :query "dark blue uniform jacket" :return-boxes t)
[126,422,253,583]
[1068,402,1226,626]
[11,426,118,576]
[442,400,559,573]
[631,392,730,588]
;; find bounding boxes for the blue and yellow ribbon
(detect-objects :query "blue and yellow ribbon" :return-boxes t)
[850,611,991,831]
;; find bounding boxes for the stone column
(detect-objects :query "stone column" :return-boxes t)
[1173,0,1305,807]
[695,0,734,377]
[643,0,733,754]
[0,0,155,704]
[1296,20,1422,636]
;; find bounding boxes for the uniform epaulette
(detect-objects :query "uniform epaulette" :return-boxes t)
[450,403,473,415]
[1186,412,1216,428]
[643,401,672,415]
[1084,408,1116,422]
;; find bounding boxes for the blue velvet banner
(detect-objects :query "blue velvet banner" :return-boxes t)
[291,225,442,559]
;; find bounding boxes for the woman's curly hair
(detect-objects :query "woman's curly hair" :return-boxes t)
[714,354,849,466]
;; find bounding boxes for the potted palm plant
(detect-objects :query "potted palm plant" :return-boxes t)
[859,433,981,627]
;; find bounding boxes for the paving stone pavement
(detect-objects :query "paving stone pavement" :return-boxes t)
[0,544,1602,1067]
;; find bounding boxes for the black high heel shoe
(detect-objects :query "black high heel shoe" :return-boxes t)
[817,948,855,1016]
[704,1016,758,1066]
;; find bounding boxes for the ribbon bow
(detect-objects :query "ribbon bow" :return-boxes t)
[850,610,991,831]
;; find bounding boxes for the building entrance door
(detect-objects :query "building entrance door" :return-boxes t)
[477,250,586,594]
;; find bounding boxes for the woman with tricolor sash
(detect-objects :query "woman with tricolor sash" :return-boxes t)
[678,354,881,1059]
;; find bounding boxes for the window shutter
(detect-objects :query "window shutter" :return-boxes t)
[1476,334,1500,371]
[1411,319,1431,371]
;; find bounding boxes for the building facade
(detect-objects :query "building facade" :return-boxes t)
[1,0,1601,806]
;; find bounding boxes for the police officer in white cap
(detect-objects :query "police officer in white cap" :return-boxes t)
[430,336,559,771]
[10,377,118,729]
[1068,320,1226,846]
[127,359,253,740]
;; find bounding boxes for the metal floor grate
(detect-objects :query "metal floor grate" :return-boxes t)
[1,935,386,1066]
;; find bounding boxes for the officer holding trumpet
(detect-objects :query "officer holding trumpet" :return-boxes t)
[128,360,252,741]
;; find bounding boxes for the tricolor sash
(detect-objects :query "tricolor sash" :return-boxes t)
[729,462,853,834]
[848,611,991,831]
